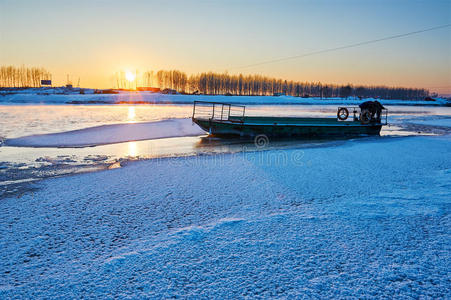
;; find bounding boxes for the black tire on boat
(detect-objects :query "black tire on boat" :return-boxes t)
[360,111,372,124]
[337,108,349,120]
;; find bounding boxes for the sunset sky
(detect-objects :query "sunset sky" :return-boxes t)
[1,0,450,93]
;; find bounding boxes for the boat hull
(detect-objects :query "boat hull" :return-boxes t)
[193,118,382,138]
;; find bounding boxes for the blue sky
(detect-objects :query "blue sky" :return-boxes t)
[1,0,450,92]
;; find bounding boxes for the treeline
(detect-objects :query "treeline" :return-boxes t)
[1,65,428,100]
[133,70,429,100]
[0,65,52,87]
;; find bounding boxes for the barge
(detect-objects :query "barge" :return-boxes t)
[192,101,387,138]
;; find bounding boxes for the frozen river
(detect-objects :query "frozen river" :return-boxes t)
[0,102,450,298]
[1,104,450,198]
[1,104,451,139]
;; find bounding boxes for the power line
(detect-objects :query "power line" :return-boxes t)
[231,24,451,70]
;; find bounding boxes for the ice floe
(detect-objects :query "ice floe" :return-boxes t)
[5,118,205,147]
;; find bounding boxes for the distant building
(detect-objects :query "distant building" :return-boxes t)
[40,80,52,87]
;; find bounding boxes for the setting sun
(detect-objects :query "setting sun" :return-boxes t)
[125,71,135,82]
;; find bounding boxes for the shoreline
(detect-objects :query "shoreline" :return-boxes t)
[0,135,360,200]
[1,130,449,200]
[2,114,450,200]
[1,92,449,107]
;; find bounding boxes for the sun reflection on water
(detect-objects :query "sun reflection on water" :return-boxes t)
[127,106,136,123]
[128,141,137,157]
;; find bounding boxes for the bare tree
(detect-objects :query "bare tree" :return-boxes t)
[107,67,430,100]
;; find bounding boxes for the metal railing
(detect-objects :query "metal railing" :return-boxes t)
[337,106,388,125]
[193,102,388,125]
[192,101,245,122]
[381,108,388,125]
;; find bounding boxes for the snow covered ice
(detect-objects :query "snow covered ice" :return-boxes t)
[0,133,450,298]
[5,119,204,147]
[0,101,450,298]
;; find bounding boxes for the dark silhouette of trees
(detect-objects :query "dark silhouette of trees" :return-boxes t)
[339,85,353,98]
[0,65,52,88]
[138,69,428,100]
[355,86,366,99]
[2,65,428,100]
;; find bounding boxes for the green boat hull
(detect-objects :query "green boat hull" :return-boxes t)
[193,116,382,138]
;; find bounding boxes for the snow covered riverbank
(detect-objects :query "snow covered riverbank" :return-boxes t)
[1,134,450,298]
[1,91,448,106]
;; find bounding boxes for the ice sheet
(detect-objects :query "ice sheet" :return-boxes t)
[5,118,205,147]
[1,135,450,298]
